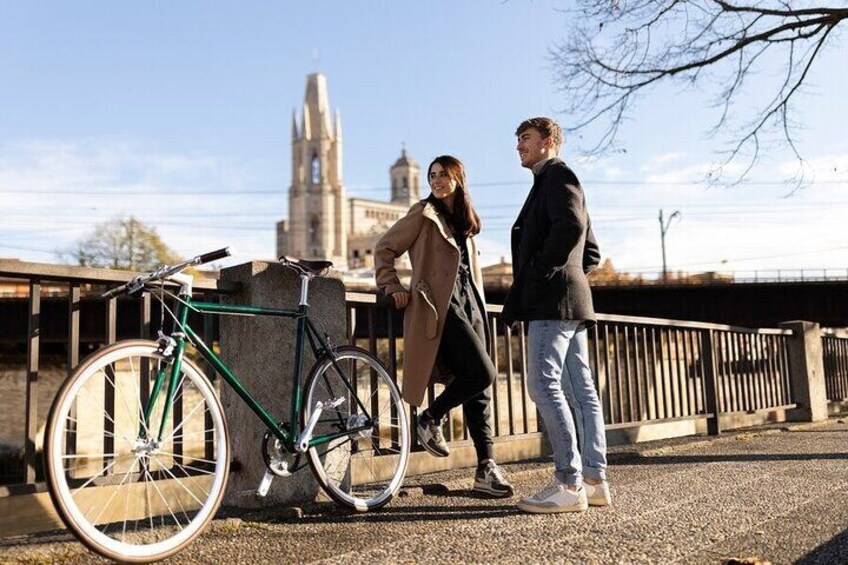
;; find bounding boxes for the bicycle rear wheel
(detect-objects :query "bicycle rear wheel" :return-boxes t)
[302,346,410,511]
[44,340,230,563]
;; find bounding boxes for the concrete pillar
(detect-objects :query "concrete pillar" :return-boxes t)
[218,261,346,508]
[779,320,828,422]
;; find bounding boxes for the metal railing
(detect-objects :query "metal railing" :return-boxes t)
[822,330,848,402]
[0,260,227,494]
[0,261,804,500]
[346,294,797,443]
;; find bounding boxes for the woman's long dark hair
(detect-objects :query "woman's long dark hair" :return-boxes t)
[426,155,481,237]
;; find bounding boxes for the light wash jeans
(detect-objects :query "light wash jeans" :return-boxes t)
[527,320,607,486]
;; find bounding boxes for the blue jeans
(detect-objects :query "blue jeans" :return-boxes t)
[527,320,607,486]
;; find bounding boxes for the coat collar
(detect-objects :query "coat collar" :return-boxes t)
[533,157,564,177]
[421,201,460,250]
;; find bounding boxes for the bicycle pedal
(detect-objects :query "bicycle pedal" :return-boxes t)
[256,469,275,497]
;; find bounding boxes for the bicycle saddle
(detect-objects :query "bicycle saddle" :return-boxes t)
[279,256,334,277]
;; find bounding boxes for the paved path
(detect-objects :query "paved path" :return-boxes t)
[2,419,847,564]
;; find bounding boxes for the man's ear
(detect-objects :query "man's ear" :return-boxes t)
[544,136,554,148]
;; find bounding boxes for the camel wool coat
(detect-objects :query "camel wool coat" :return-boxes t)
[374,200,487,407]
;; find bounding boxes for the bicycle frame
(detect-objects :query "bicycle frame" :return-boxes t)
[145,273,371,453]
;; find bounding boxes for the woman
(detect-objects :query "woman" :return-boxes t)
[375,155,513,498]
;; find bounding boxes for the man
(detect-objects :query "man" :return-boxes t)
[502,117,610,513]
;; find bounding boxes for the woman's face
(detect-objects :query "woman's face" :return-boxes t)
[428,162,457,201]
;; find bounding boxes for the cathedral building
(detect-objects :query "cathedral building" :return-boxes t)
[276,73,420,270]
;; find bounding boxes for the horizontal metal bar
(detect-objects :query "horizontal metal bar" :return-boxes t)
[0,482,49,498]
[192,301,300,317]
[720,403,798,416]
[0,259,238,292]
[344,291,790,334]
[604,413,713,430]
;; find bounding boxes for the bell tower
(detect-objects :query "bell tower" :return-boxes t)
[281,73,347,265]
[390,145,420,207]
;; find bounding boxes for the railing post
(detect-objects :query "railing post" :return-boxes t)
[24,280,41,484]
[778,320,828,422]
[700,329,721,435]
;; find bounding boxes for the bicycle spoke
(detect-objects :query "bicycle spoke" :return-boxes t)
[143,462,183,532]
[151,456,210,508]
[64,391,136,450]
[61,452,117,460]
[69,457,123,494]
[96,367,139,449]
[87,462,137,527]
[149,458,195,527]
[160,397,206,445]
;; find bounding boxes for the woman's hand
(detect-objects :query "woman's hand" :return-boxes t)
[391,291,411,309]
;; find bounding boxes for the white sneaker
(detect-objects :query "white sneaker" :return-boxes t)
[517,482,588,514]
[584,481,611,507]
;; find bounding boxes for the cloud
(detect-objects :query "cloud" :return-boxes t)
[584,150,848,277]
[639,151,686,172]
[0,138,279,264]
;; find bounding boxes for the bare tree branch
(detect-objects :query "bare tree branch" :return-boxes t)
[551,1,847,183]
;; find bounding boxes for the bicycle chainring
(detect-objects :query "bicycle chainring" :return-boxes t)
[262,429,298,477]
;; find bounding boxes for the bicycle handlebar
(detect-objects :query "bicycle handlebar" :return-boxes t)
[102,247,231,299]
[197,247,231,264]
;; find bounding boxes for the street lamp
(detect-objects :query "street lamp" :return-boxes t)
[659,209,681,283]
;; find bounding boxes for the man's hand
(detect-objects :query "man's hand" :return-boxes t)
[391,291,411,309]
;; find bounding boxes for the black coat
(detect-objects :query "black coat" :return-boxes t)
[501,159,601,325]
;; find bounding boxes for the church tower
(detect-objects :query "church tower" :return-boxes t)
[390,146,420,207]
[279,73,347,264]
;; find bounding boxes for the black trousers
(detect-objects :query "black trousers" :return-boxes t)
[427,309,497,462]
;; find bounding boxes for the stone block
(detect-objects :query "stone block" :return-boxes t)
[218,261,346,508]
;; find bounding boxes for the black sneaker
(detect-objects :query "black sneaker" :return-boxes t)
[473,460,514,498]
[417,413,450,457]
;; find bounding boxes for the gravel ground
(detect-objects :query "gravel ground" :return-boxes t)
[1,418,846,565]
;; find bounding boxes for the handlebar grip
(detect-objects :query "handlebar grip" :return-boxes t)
[102,286,125,299]
[197,247,231,265]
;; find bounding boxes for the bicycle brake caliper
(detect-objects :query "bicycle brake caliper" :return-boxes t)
[156,331,177,357]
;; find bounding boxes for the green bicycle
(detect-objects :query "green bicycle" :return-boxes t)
[43,248,410,563]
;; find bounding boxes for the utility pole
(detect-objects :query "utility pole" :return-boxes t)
[659,209,680,283]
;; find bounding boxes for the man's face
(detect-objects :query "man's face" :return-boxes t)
[516,127,553,169]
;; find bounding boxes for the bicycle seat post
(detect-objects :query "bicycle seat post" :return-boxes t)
[299,273,310,307]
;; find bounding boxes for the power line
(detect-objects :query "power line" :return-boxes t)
[2,178,846,196]
[621,244,848,272]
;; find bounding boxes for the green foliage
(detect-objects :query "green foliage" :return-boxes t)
[69,217,182,270]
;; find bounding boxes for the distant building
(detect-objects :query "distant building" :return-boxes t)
[481,257,513,291]
[276,73,419,270]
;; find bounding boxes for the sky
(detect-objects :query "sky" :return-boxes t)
[2,1,847,280]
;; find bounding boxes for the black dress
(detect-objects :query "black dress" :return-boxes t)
[427,228,496,462]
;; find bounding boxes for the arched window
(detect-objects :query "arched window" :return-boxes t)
[311,153,320,184]
[309,215,320,246]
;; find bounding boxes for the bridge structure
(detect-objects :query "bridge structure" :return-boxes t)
[486,278,848,329]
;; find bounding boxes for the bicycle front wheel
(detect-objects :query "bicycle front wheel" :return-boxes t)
[303,346,410,511]
[44,340,230,563]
